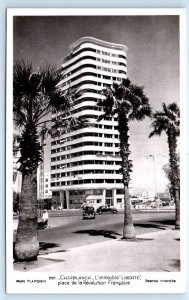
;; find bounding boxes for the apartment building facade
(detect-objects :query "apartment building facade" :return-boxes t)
[51,37,128,209]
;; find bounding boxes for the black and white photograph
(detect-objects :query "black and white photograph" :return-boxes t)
[6,8,186,294]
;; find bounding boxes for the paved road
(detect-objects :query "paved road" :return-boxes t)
[13,211,177,272]
[35,211,175,253]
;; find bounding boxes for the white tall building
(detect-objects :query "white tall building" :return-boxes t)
[51,37,127,209]
[44,173,52,199]
[37,171,52,200]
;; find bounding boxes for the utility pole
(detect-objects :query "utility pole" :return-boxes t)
[149,155,157,198]
[148,154,161,210]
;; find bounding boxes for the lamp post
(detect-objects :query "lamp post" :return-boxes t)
[148,155,160,210]
[148,155,157,198]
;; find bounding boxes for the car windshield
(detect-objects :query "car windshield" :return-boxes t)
[84,206,94,212]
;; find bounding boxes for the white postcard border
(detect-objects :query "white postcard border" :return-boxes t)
[6,8,187,294]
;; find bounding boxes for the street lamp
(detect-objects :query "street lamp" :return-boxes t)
[148,155,157,199]
[147,154,160,210]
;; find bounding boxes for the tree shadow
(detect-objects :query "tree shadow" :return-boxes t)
[40,257,65,263]
[120,238,154,242]
[74,229,121,239]
[39,242,61,251]
[39,242,68,256]
[169,259,180,271]
[154,220,175,226]
[134,223,166,230]
[134,219,175,230]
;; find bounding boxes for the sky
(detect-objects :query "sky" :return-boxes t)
[13,15,180,194]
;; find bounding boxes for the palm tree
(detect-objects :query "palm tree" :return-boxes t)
[97,78,152,239]
[163,152,180,203]
[149,102,180,229]
[13,60,84,261]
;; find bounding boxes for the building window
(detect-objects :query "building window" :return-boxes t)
[96,179,104,183]
[118,54,126,59]
[94,189,102,195]
[106,190,112,197]
[84,179,92,184]
[116,179,122,183]
[104,134,113,138]
[106,179,114,184]
[105,161,114,165]
[104,125,112,130]
[105,143,113,147]
[117,198,122,203]
[105,170,114,174]
[52,191,59,196]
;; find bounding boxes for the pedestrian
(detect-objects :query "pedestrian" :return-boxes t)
[38,209,49,228]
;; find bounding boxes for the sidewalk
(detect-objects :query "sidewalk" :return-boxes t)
[32,229,180,273]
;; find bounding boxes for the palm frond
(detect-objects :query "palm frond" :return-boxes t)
[40,65,62,94]
[50,114,88,138]
[13,59,87,174]
[122,78,131,88]
[150,102,180,138]
[162,102,180,121]
[149,124,165,137]
[14,61,41,99]
[120,99,133,113]
[97,113,107,122]
[115,85,128,100]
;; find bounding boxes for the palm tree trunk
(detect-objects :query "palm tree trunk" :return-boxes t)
[118,111,136,240]
[175,188,180,229]
[123,184,136,239]
[14,169,39,261]
[167,130,180,229]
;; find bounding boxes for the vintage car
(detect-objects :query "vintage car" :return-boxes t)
[82,206,96,220]
[96,205,117,214]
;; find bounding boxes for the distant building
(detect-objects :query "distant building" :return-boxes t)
[50,37,128,209]
[37,171,52,200]
[141,190,156,202]
[44,173,52,199]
